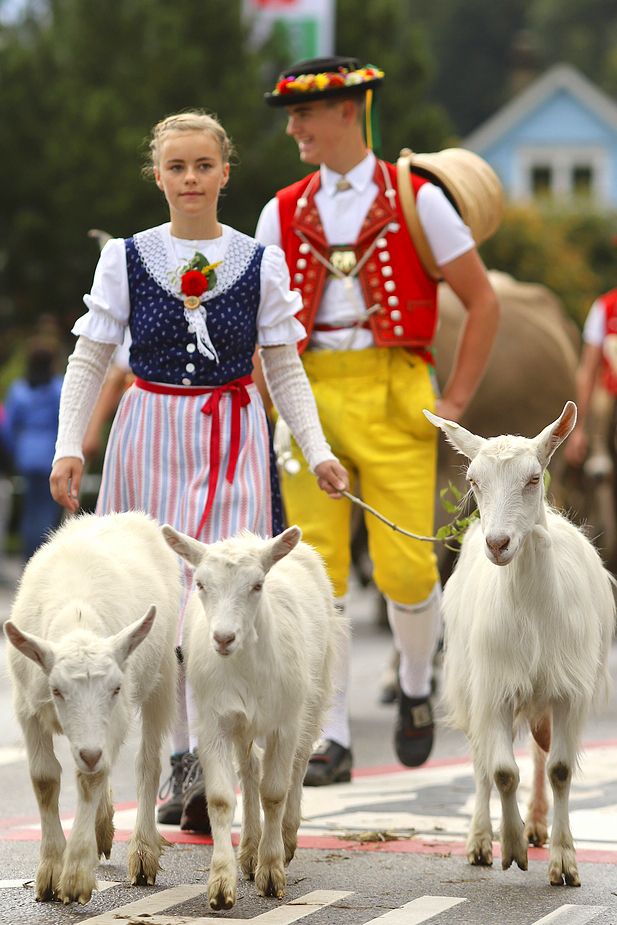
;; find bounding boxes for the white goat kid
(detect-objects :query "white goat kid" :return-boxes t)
[4,512,180,904]
[162,524,339,912]
[425,402,614,887]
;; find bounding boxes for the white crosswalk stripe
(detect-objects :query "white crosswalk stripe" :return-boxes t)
[0,881,610,924]
[364,895,466,923]
[532,905,608,924]
[77,888,352,924]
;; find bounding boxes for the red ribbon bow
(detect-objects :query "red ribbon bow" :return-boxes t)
[196,377,252,539]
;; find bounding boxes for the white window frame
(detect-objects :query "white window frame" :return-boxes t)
[513,145,608,201]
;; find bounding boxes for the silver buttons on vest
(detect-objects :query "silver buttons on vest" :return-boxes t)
[382,266,393,277]
[186,363,195,373]
[182,377,191,385]
[393,325,404,336]
[390,309,402,321]
[388,297,400,308]
[299,242,310,254]
[376,237,388,248]
[385,280,396,292]
[186,343,196,353]
[378,251,391,262]
[294,273,304,284]
[296,258,307,270]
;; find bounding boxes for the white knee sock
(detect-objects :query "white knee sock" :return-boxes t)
[170,658,189,755]
[186,677,201,754]
[319,596,352,750]
[386,582,442,699]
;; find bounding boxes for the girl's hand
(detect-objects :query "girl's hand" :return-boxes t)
[50,457,83,513]
[314,460,349,499]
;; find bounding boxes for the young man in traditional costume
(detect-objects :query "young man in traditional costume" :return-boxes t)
[256,56,499,784]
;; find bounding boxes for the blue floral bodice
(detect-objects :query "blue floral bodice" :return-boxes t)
[125,228,264,386]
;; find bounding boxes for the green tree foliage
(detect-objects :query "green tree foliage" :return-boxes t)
[335,0,454,158]
[480,204,617,327]
[408,0,529,136]
[529,0,617,95]
[409,0,617,134]
[0,0,297,342]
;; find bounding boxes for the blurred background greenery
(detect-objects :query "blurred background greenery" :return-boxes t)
[1,0,617,385]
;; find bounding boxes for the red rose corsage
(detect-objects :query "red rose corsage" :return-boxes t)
[175,253,222,309]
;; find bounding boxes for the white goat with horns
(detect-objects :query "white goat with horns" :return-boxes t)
[424,401,614,887]
[162,524,341,912]
[3,512,180,904]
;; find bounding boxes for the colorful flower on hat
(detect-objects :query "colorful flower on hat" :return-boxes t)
[272,64,384,98]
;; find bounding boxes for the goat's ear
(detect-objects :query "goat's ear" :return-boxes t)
[423,409,485,460]
[3,621,56,674]
[535,401,577,467]
[262,525,302,572]
[112,606,156,667]
[161,524,205,568]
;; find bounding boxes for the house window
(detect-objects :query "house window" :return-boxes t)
[531,166,552,197]
[572,165,593,196]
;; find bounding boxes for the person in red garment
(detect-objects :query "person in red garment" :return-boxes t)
[256,56,499,784]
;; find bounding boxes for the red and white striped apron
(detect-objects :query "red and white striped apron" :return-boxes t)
[96,376,272,638]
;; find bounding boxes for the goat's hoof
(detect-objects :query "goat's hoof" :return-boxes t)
[549,849,580,886]
[466,834,493,867]
[58,867,96,906]
[96,820,114,859]
[128,836,161,887]
[35,860,63,902]
[501,846,528,871]
[208,875,236,910]
[256,864,286,898]
[525,822,549,847]
[238,844,258,880]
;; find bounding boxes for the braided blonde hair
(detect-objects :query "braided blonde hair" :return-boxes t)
[144,110,235,176]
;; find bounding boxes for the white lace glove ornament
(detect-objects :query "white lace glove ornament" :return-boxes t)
[53,336,116,464]
[259,344,336,473]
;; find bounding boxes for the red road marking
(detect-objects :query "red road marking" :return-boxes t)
[2,742,616,863]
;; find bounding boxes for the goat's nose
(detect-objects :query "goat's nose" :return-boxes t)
[213,631,236,652]
[486,535,510,559]
[79,748,102,771]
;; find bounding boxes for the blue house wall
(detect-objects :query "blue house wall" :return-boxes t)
[464,67,617,207]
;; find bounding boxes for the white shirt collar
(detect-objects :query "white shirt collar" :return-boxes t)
[320,151,376,197]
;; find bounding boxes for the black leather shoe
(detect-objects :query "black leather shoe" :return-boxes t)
[394,692,434,767]
[157,750,187,825]
[180,750,211,834]
[303,739,353,786]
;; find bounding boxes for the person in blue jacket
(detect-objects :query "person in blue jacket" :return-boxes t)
[3,337,64,560]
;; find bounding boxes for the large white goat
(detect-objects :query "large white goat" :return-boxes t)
[4,512,180,904]
[162,524,340,911]
[425,401,615,887]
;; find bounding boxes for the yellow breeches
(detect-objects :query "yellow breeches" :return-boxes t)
[281,347,439,603]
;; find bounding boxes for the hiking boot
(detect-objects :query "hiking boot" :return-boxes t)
[157,751,187,825]
[303,739,353,786]
[180,750,211,834]
[394,692,434,767]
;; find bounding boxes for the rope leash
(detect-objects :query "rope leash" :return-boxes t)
[340,489,449,544]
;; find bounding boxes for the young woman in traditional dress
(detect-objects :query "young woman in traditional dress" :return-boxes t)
[50,110,348,832]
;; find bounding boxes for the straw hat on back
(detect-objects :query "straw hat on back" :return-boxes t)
[397,147,504,280]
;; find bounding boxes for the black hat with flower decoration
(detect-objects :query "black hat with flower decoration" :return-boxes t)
[265,56,384,106]
[265,56,384,155]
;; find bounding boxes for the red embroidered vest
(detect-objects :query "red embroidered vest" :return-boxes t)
[601,288,617,395]
[276,162,438,354]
